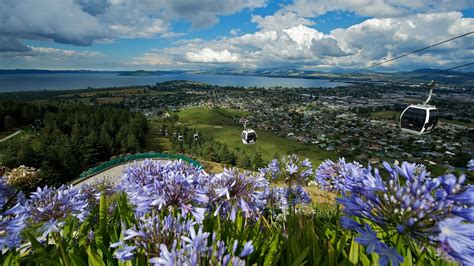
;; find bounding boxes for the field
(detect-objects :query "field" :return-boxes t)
[176,107,337,165]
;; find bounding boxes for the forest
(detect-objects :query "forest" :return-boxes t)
[0,101,148,186]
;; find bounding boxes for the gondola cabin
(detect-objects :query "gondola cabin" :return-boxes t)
[400,105,438,135]
[241,129,257,144]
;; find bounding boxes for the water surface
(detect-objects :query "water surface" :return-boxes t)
[0,73,348,92]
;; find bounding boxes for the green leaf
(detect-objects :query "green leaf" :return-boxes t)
[2,251,18,266]
[87,246,106,266]
[24,231,49,258]
[70,252,88,266]
[401,248,413,266]
[360,253,371,266]
[263,234,280,266]
[291,247,309,266]
[348,237,359,265]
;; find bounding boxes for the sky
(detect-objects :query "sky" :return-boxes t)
[1,0,473,71]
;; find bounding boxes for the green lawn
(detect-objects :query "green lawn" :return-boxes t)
[177,107,251,125]
[145,120,172,151]
[177,107,337,165]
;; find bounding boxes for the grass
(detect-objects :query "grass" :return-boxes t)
[177,107,251,125]
[145,120,172,151]
[177,107,337,165]
[95,97,123,104]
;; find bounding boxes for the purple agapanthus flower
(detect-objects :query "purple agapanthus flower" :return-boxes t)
[207,168,268,221]
[111,212,254,265]
[315,158,364,193]
[267,186,311,210]
[337,160,474,265]
[0,176,27,249]
[111,214,195,261]
[260,154,313,185]
[438,217,474,265]
[467,159,474,171]
[22,185,89,237]
[121,160,209,221]
[376,244,404,266]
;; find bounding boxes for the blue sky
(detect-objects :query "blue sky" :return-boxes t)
[1,0,473,71]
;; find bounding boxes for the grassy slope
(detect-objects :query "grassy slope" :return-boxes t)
[177,107,337,165]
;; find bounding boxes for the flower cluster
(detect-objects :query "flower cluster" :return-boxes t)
[20,185,89,237]
[268,186,311,211]
[468,158,474,171]
[121,160,209,221]
[111,214,254,265]
[338,161,474,265]
[80,177,117,210]
[260,155,313,212]
[315,158,364,193]
[206,168,268,221]
[261,154,313,185]
[0,176,27,249]
[4,165,39,188]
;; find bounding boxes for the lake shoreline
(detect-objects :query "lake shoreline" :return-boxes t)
[0,73,349,92]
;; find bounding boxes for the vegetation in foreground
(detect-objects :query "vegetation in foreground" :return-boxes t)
[1,155,473,265]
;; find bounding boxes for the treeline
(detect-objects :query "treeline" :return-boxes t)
[1,101,148,185]
[162,125,266,171]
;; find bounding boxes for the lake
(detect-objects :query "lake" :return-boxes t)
[0,73,348,92]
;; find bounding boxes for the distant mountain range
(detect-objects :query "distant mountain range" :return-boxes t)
[191,67,474,85]
[1,68,472,85]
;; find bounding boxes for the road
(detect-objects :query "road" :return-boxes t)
[0,130,22,143]
[72,159,162,187]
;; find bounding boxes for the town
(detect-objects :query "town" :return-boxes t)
[96,80,473,173]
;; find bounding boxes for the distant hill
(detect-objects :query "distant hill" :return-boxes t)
[0,69,187,75]
[118,70,159,76]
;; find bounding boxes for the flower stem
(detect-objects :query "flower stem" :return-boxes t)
[54,232,70,266]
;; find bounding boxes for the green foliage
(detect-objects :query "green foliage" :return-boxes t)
[1,193,456,266]
[1,102,148,187]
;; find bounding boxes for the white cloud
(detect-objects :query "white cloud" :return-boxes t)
[128,53,174,66]
[186,48,240,63]
[131,11,473,70]
[0,0,268,45]
[251,10,314,30]
[0,0,108,45]
[285,0,474,18]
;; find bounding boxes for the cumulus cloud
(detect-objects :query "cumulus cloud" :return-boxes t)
[251,10,314,30]
[161,0,267,28]
[330,12,474,66]
[285,0,474,18]
[0,0,267,45]
[311,38,349,57]
[0,0,108,45]
[186,48,240,63]
[132,11,473,70]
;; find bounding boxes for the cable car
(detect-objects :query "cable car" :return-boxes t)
[241,120,257,145]
[193,133,200,141]
[178,135,184,142]
[400,81,439,135]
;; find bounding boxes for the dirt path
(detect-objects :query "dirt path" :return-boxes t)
[0,130,22,143]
